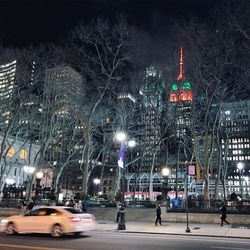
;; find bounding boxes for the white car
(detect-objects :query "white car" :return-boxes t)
[0,206,96,237]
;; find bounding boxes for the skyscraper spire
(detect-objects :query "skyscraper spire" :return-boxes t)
[177,46,184,81]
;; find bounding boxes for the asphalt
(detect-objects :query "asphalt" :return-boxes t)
[95,221,250,239]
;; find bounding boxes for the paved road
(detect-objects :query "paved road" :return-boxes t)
[0,231,250,250]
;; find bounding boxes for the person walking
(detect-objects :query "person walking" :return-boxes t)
[68,199,75,207]
[155,203,162,226]
[219,202,230,227]
[82,199,89,213]
[26,200,34,212]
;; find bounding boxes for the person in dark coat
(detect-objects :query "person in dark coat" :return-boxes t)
[219,202,230,227]
[155,203,162,226]
[26,200,34,212]
[68,199,75,207]
[82,199,88,213]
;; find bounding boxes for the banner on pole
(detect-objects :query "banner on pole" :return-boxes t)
[118,143,126,168]
[187,165,195,176]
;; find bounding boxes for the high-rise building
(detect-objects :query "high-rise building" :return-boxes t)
[0,60,17,129]
[168,46,194,197]
[220,100,250,195]
[137,65,165,192]
[169,46,193,138]
[43,65,83,193]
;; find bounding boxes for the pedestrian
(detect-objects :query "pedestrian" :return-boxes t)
[68,199,75,207]
[219,202,230,227]
[155,203,162,226]
[20,200,27,214]
[82,199,88,213]
[26,200,34,212]
[116,203,122,223]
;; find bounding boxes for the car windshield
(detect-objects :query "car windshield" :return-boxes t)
[64,208,83,214]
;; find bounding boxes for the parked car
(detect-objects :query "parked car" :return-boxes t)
[0,206,96,237]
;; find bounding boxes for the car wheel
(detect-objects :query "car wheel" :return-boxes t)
[5,222,17,235]
[51,224,63,237]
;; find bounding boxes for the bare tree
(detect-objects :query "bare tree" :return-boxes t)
[66,17,137,196]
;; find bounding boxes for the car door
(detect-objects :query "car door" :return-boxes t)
[35,208,60,233]
[20,208,40,233]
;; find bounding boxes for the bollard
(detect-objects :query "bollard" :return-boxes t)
[117,205,126,230]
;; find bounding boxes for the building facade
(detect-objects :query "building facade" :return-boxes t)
[43,65,83,195]
[220,99,250,196]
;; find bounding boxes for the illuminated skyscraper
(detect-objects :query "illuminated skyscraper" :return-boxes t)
[0,60,17,129]
[169,46,193,138]
[43,65,83,193]
[220,100,250,195]
[138,65,165,192]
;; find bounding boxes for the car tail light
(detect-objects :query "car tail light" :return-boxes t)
[70,217,81,222]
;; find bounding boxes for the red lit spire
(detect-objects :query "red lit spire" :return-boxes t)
[177,46,184,81]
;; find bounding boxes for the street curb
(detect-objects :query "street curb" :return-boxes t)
[94,229,250,240]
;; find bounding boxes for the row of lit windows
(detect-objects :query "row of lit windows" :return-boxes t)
[0,60,16,69]
[226,156,250,161]
[226,127,248,132]
[1,147,28,159]
[222,138,249,143]
[2,111,10,117]
[0,67,16,73]
[222,120,249,125]
[0,76,15,83]
[228,187,250,193]
[222,144,250,149]
[0,93,10,98]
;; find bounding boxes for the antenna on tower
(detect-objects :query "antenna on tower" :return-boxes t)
[177,46,184,81]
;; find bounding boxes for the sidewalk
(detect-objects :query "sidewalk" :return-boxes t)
[95,221,250,239]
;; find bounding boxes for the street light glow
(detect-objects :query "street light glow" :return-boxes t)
[5,178,15,185]
[128,139,136,148]
[162,167,170,177]
[23,165,35,174]
[36,171,44,179]
[93,178,100,185]
[115,131,126,142]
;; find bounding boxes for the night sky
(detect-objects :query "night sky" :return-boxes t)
[0,0,218,48]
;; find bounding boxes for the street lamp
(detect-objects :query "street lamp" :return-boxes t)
[128,139,136,148]
[128,139,136,205]
[23,165,35,174]
[23,165,35,201]
[237,162,244,199]
[115,131,127,143]
[93,178,100,199]
[35,171,43,199]
[161,167,171,209]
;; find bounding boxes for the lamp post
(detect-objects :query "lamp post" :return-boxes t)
[23,165,35,201]
[115,131,127,204]
[35,171,43,200]
[93,178,100,200]
[185,162,195,233]
[237,162,244,209]
[162,167,171,210]
[115,131,129,230]
[128,139,136,205]
[237,162,244,200]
